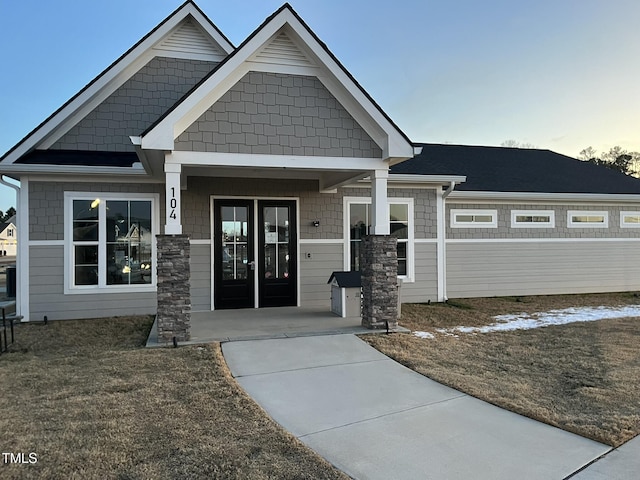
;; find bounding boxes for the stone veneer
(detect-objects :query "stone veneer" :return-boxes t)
[360,235,398,329]
[156,234,191,342]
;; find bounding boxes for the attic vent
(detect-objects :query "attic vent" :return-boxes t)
[155,18,226,60]
[254,32,315,67]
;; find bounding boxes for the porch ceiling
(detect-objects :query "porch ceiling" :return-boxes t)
[182,165,368,190]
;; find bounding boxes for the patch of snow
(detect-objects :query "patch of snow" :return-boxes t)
[412,304,640,339]
[413,331,435,339]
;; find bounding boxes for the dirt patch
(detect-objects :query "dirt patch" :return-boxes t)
[1,317,348,479]
[363,292,640,447]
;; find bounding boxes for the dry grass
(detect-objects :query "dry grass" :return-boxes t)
[363,292,640,447]
[0,317,347,480]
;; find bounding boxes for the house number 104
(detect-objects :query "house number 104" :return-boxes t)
[170,187,178,219]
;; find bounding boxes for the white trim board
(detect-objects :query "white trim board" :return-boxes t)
[446,237,640,243]
[299,238,344,244]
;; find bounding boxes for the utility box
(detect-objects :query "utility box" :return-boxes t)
[6,265,16,298]
[328,271,361,318]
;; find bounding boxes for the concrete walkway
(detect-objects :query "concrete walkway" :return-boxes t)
[222,334,619,480]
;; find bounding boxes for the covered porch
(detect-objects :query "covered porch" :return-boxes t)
[146,306,406,345]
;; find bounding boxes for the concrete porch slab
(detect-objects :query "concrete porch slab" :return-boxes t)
[146,306,408,347]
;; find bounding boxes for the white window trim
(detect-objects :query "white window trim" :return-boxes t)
[450,209,498,228]
[567,210,609,228]
[64,192,160,294]
[510,210,555,228]
[343,196,415,282]
[620,211,640,228]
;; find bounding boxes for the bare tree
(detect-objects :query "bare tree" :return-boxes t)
[501,140,537,149]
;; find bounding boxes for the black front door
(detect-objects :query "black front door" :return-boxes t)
[258,200,297,307]
[214,200,254,309]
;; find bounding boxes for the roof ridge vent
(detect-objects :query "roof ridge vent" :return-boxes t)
[253,31,315,67]
[154,17,226,61]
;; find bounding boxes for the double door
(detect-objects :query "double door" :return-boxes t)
[213,199,297,309]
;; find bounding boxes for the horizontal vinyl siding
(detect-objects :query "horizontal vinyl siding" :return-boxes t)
[401,243,438,303]
[447,240,640,298]
[299,242,343,307]
[191,243,211,311]
[29,245,156,321]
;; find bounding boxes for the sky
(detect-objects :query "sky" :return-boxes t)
[1,0,639,211]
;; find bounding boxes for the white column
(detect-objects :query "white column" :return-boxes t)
[164,163,182,234]
[371,169,389,235]
[18,177,29,321]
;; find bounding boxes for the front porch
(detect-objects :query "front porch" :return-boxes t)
[146,306,406,345]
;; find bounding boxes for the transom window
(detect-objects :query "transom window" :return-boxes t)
[451,209,497,228]
[346,198,413,279]
[568,211,608,228]
[621,211,640,228]
[65,193,158,292]
[510,210,555,228]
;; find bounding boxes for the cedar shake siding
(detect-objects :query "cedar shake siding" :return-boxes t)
[175,72,382,157]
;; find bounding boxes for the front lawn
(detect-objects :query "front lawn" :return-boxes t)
[362,293,640,447]
[0,316,347,480]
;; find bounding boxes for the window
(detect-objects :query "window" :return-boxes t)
[568,211,608,228]
[7,228,13,237]
[451,209,497,228]
[346,198,413,279]
[621,211,640,228]
[510,210,555,228]
[66,193,158,292]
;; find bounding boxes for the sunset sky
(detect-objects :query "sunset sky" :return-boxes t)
[1,0,639,209]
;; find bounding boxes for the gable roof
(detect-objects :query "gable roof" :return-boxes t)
[392,144,640,195]
[0,1,234,166]
[138,3,414,161]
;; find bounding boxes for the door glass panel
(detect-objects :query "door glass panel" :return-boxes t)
[263,206,291,279]
[221,206,249,280]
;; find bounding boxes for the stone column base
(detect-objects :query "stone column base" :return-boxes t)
[156,234,191,342]
[360,235,398,329]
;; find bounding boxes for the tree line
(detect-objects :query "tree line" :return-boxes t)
[501,140,640,177]
[0,207,16,223]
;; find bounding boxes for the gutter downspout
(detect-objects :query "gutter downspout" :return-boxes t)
[440,181,456,302]
[0,176,23,319]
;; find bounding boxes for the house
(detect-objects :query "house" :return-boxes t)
[0,216,17,256]
[2,2,640,340]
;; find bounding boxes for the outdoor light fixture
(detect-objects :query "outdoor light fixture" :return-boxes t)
[312,220,320,227]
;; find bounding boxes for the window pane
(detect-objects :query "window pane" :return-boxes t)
[389,204,408,222]
[350,240,361,271]
[390,222,408,239]
[624,215,640,224]
[75,266,98,286]
[73,222,98,241]
[456,215,474,223]
[264,244,276,279]
[474,215,493,223]
[73,200,99,221]
[107,242,129,285]
[397,260,407,276]
[276,207,289,242]
[278,244,290,279]
[350,204,369,240]
[106,200,128,242]
[573,215,604,223]
[75,245,98,265]
[396,241,407,260]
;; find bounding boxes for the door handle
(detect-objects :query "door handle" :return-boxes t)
[248,261,255,271]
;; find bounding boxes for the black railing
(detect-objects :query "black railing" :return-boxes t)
[0,308,17,354]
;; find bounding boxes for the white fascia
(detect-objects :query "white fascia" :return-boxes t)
[388,174,467,186]
[165,150,386,171]
[0,164,148,176]
[448,190,640,203]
